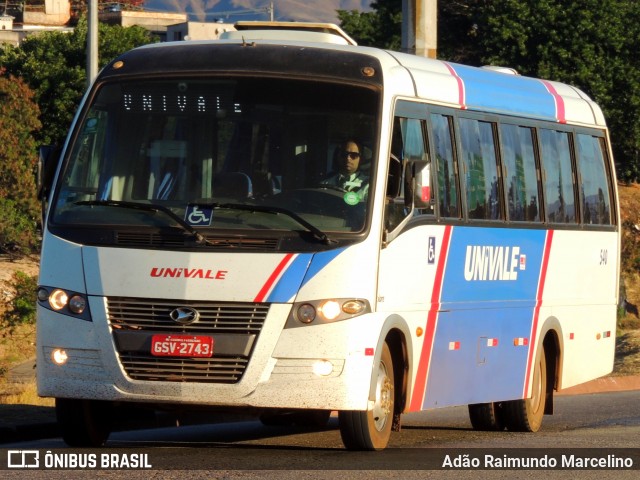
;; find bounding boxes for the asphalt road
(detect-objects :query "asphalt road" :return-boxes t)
[1,389,638,479]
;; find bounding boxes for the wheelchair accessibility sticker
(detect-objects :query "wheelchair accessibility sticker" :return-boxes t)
[185,205,213,226]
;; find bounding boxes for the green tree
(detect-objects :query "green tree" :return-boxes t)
[340,0,640,181]
[473,0,640,181]
[338,0,480,56]
[338,0,401,50]
[0,73,41,254]
[0,17,157,146]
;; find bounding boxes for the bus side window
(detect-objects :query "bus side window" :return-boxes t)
[576,134,612,225]
[540,129,577,224]
[430,113,459,218]
[500,124,541,222]
[458,118,502,221]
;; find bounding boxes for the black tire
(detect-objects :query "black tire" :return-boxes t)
[339,342,394,450]
[468,402,505,431]
[56,398,112,447]
[503,347,547,432]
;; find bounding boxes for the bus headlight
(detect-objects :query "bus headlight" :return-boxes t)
[37,286,91,321]
[68,295,87,314]
[296,303,316,324]
[48,289,69,311]
[319,300,341,321]
[289,298,370,327]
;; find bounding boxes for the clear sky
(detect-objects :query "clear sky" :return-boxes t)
[143,0,372,24]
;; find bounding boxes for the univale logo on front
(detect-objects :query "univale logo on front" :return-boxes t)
[150,267,227,280]
[464,245,526,282]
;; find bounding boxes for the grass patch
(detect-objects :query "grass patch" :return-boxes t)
[0,380,54,406]
[0,323,36,378]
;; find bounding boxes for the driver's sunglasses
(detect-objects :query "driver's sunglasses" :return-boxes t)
[344,151,360,160]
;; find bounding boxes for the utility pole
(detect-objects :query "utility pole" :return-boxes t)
[268,2,274,21]
[402,0,437,58]
[87,0,98,87]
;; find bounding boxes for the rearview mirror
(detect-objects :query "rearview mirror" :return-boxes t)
[413,162,431,209]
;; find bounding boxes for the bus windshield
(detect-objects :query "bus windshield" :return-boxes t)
[51,77,379,240]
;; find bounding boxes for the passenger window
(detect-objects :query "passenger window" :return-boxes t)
[540,129,576,223]
[576,134,612,225]
[431,113,459,218]
[500,124,541,222]
[459,118,501,220]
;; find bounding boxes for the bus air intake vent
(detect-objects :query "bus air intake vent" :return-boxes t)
[115,232,279,250]
[205,236,280,250]
[115,232,187,247]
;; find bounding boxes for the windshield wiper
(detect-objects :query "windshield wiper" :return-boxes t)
[74,200,210,245]
[191,202,335,245]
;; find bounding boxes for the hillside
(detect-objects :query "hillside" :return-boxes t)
[618,182,640,314]
[615,184,640,375]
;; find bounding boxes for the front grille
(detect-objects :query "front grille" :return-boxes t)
[107,297,269,383]
[107,298,269,334]
[118,354,249,383]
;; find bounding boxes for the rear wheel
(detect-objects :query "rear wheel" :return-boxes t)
[56,398,112,447]
[468,402,505,431]
[339,342,394,450]
[503,346,547,432]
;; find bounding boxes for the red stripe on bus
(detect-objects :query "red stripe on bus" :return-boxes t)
[541,80,566,124]
[409,225,452,411]
[253,253,294,302]
[523,230,554,397]
[443,62,467,109]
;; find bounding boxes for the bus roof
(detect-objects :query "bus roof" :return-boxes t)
[107,22,606,128]
[385,50,606,127]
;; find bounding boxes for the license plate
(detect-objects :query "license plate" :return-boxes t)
[151,334,214,358]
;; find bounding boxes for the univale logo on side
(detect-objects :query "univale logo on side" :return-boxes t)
[150,267,227,280]
[463,245,526,282]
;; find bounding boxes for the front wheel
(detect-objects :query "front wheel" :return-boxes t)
[339,342,394,450]
[503,346,547,432]
[56,398,112,447]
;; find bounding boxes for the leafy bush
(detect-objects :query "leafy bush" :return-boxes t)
[0,199,39,256]
[0,73,41,255]
[1,271,38,333]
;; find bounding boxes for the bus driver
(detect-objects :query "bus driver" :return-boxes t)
[322,139,369,199]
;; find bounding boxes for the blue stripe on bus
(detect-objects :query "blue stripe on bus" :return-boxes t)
[266,248,346,303]
[299,247,347,289]
[422,227,548,407]
[266,254,312,303]
[449,64,559,122]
